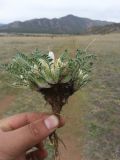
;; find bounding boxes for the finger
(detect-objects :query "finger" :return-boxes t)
[35,142,44,150]
[33,148,48,159]
[0,112,65,132]
[0,112,49,131]
[37,143,48,159]
[5,115,61,157]
[35,142,48,158]
[26,148,48,160]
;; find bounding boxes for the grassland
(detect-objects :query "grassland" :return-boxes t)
[0,34,120,160]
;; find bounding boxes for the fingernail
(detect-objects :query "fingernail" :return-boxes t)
[44,115,59,130]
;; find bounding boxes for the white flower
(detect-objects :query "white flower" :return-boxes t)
[20,75,23,79]
[48,51,55,62]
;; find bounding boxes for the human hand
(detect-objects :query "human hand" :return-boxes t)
[0,112,65,160]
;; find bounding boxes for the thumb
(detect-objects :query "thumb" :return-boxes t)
[6,115,59,157]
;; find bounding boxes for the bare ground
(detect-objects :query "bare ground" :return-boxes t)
[57,134,81,160]
[0,95,15,118]
[0,95,82,160]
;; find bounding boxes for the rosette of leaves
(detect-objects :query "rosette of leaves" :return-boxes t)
[1,49,95,159]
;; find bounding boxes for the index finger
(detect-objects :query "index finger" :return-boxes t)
[0,112,48,131]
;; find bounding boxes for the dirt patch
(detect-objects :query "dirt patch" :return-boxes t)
[57,134,82,160]
[0,95,15,118]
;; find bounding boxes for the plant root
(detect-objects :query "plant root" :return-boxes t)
[38,82,74,159]
[49,131,66,160]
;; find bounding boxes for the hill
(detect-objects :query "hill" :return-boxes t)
[0,24,4,26]
[0,15,112,34]
[90,23,120,34]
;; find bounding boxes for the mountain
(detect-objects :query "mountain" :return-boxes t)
[0,15,113,34]
[0,23,4,26]
[90,23,120,34]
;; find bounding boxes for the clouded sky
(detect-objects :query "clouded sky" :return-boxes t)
[0,0,120,23]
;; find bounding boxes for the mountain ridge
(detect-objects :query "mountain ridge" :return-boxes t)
[0,23,4,26]
[90,23,120,34]
[0,15,113,34]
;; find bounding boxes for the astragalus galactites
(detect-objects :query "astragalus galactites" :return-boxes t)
[1,49,95,158]
[1,49,95,115]
[3,49,94,91]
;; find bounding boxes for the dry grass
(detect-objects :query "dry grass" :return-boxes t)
[0,33,120,160]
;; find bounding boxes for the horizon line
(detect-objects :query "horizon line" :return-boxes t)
[0,14,118,24]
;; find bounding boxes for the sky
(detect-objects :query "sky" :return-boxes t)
[0,0,120,23]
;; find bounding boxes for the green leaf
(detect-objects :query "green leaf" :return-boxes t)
[1,49,95,92]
